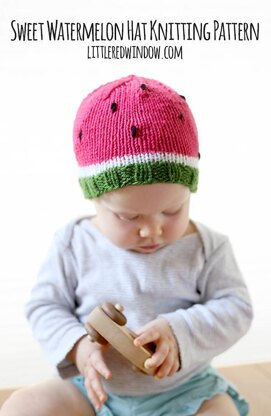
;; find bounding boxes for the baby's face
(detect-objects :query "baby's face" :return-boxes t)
[92,183,192,253]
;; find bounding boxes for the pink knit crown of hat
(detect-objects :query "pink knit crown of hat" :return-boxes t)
[73,74,199,199]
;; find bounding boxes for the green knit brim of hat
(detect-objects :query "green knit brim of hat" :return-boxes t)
[79,161,199,199]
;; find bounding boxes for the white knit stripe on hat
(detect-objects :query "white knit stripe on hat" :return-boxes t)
[79,152,198,178]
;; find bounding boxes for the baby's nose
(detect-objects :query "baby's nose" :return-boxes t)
[139,222,163,238]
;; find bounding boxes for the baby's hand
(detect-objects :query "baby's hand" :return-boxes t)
[134,317,180,379]
[68,335,112,410]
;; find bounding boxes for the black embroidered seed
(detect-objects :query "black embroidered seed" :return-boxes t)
[140,83,147,90]
[179,113,184,121]
[78,129,83,142]
[131,125,137,138]
[179,95,186,101]
[198,152,201,160]
[111,102,117,113]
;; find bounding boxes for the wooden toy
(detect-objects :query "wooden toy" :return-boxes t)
[85,303,155,376]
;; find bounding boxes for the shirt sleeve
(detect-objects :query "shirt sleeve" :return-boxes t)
[25,232,87,378]
[159,238,253,371]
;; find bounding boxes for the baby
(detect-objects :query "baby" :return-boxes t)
[1,75,253,416]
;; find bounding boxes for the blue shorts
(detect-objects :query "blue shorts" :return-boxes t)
[71,366,249,416]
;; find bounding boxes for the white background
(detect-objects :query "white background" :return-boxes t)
[0,0,270,387]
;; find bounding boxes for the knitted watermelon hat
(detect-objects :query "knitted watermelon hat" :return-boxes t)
[73,74,199,199]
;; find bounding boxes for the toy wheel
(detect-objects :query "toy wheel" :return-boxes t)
[85,322,108,345]
[101,302,127,326]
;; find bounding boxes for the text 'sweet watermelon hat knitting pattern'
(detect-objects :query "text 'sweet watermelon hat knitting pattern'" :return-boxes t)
[73,74,199,199]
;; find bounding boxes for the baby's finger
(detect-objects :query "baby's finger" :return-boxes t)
[91,376,107,404]
[90,351,112,380]
[84,376,104,410]
[144,341,169,369]
[93,360,112,380]
[167,360,180,377]
[134,329,160,347]
[155,352,174,379]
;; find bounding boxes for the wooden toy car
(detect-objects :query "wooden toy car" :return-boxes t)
[85,303,155,376]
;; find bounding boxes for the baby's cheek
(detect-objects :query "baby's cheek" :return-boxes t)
[165,218,187,240]
[109,225,137,248]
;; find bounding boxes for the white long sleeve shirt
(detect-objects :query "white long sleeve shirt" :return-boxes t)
[25,217,253,395]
